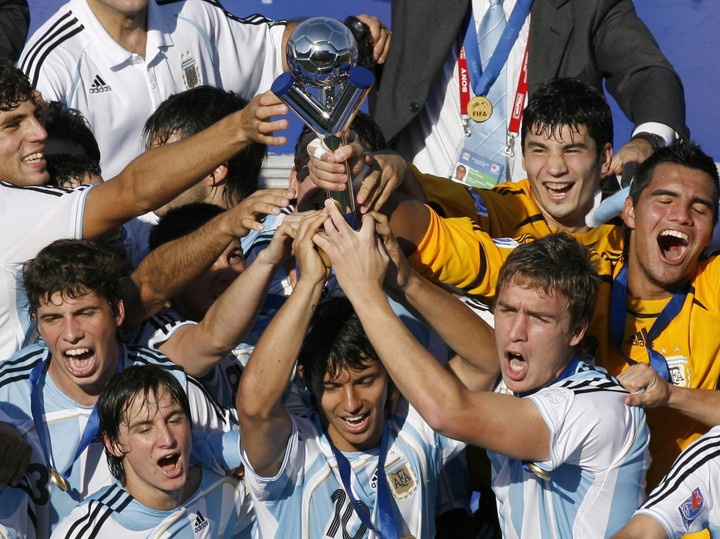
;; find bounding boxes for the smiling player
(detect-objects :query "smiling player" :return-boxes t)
[236,212,465,538]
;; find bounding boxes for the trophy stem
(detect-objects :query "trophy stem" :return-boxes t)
[323,135,356,219]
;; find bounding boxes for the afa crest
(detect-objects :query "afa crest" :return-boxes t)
[386,461,417,500]
[181,52,201,89]
[678,487,704,530]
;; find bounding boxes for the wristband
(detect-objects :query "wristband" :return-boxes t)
[631,132,666,151]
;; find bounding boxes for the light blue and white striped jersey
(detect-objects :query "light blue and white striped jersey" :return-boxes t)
[241,400,465,539]
[635,425,720,538]
[0,343,231,538]
[491,361,650,538]
[51,468,254,539]
[135,308,246,413]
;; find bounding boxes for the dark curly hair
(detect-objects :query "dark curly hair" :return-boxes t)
[0,58,36,112]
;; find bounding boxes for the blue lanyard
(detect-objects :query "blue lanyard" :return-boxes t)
[462,0,533,97]
[29,359,106,485]
[327,424,397,539]
[609,266,687,382]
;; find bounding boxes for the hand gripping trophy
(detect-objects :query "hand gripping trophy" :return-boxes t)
[271,17,375,221]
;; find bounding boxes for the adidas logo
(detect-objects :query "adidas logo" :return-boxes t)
[625,328,649,347]
[193,511,209,533]
[89,74,112,94]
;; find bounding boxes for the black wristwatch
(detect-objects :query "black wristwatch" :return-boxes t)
[631,132,666,151]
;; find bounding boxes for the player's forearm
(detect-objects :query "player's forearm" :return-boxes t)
[610,514,668,539]
[400,270,498,389]
[97,111,255,229]
[237,279,324,420]
[193,256,279,361]
[666,384,720,427]
[125,213,238,328]
[349,288,470,425]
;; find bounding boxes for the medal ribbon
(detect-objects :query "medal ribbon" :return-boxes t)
[29,358,108,486]
[459,0,533,100]
[327,424,398,539]
[610,266,686,382]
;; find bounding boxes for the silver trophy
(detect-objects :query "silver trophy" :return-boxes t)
[271,17,375,219]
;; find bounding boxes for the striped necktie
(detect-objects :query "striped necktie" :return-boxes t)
[467,0,507,165]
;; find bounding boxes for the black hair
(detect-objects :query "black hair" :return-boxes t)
[298,297,381,392]
[44,101,101,163]
[149,202,226,251]
[142,86,266,206]
[46,153,102,188]
[0,58,35,112]
[521,78,613,154]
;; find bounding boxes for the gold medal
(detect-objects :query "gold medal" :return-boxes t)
[526,463,551,481]
[49,469,69,491]
[467,96,493,123]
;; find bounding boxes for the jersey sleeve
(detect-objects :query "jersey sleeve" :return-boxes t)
[0,185,91,264]
[240,414,309,502]
[203,5,286,97]
[526,385,643,473]
[191,429,242,474]
[635,427,720,537]
[415,167,479,219]
[408,207,516,297]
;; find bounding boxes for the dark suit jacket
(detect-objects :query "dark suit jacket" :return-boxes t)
[0,0,29,63]
[373,0,687,145]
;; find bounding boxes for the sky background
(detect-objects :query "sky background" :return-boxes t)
[28,0,719,159]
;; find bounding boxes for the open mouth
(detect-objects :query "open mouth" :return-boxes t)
[545,182,573,198]
[342,413,370,434]
[657,230,689,262]
[64,348,95,376]
[158,453,181,477]
[505,352,528,381]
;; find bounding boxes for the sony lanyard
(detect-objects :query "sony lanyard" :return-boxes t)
[327,424,399,539]
[609,266,688,382]
[29,358,107,492]
[458,0,533,137]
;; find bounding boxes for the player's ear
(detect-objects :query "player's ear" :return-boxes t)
[622,196,636,229]
[209,164,229,186]
[103,433,125,458]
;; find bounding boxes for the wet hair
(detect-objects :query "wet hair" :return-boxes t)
[148,202,226,251]
[23,239,123,320]
[0,58,35,112]
[495,233,600,332]
[521,78,613,155]
[142,86,266,206]
[629,139,720,225]
[44,101,101,163]
[298,297,381,393]
[99,365,191,482]
[46,153,102,188]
